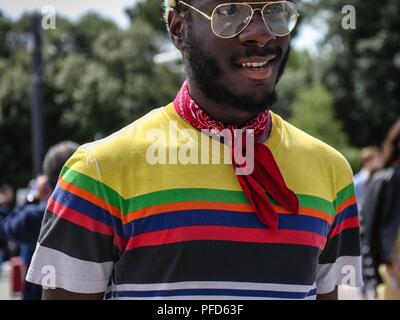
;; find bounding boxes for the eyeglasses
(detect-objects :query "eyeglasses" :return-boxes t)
[178,1,299,39]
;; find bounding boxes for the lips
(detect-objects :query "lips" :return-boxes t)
[235,55,278,81]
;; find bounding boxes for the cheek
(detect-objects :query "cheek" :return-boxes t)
[279,36,290,55]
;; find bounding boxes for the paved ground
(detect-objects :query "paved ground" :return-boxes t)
[0,262,15,300]
[338,285,363,300]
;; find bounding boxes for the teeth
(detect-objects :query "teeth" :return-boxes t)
[241,61,268,68]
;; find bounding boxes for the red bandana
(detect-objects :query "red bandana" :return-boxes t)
[174,80,299,228]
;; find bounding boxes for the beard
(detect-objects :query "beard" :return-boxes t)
[183,24,291,117]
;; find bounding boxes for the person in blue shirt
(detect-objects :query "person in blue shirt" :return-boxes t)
[0,184,15,279]
[0,141,78,300]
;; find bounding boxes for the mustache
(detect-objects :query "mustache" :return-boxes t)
[231,46,283,65]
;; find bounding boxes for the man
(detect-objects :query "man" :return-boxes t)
[0,141,78,299]
[26,0,362,300]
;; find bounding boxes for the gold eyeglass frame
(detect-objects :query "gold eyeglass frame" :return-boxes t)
[178,1,300,38]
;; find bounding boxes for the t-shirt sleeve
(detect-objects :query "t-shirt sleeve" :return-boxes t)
[26,145,121,294]
[316,162,363,295]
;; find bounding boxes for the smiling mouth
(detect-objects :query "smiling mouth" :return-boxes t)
[235,55,278,81]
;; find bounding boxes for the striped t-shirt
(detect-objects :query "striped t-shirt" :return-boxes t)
[27,102,362,299]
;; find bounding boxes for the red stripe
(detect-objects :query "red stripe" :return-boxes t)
[47,198,114,236]
[47,198,127,251]
[125,226,326,251]
[328,216,360,239]
[113,234,127,252]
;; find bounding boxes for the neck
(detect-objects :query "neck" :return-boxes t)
[187,79,259,127]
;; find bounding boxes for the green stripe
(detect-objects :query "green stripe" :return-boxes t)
[297,194,335,217]
[60,166,352,217]
[335,183,355,208]
[267,193,335,217]
[61,166,122,210]
[124,189,249,214]
[61,167,250,214]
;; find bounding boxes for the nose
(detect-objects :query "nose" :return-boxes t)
[238,10,276,47]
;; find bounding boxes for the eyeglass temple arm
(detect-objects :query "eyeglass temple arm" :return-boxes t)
[179,1,212,21]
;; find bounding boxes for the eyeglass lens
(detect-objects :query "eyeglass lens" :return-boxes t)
[211,2,297,38]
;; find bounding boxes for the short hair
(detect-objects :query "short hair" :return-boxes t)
[163,0,190,29]
[163,0,177,23]
[42,141,79,189]
[163,0,178,14]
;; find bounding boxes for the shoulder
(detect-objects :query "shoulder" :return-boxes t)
[65,105,171,174]
[61,104,176,197]
[90,105,171,158]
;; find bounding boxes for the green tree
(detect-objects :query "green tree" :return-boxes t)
[290,85,348,148]
[0,3,182,187]
[314,0,400,147]
[290,84,361,170]
[275,49,317,119]
[125,0,167,34]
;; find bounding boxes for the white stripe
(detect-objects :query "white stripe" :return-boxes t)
[316,255,363,294]
[26,244,113,294]
[106,295,317,300]
[105,281,317,300]
[110,281,316,293]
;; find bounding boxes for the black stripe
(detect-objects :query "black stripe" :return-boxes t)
[318,228,361,264]
[39,210,116,263]
[113,241,319,285]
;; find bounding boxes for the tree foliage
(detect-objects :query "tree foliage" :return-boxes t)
[0,5,182,187]
[290,85,348,148]
[2,0,396,186]
[313,0,400,147]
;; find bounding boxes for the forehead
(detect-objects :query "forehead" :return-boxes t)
[194,0,281,4]
[191,0,284,10]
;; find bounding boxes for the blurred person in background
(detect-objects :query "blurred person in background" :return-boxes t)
[0,184,15,217]
[0,184,15,278]
[0,141,78,299]
[361,119,400,299]
[353,147,382,208]
[353,147,382,299]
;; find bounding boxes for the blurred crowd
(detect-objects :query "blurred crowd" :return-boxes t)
[355,119,400,300]
[0,141,78,300]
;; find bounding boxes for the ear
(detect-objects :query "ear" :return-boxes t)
[167,8,186,51]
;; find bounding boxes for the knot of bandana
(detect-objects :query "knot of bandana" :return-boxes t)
[173,80,299,228]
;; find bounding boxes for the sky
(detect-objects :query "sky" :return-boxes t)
[0,0,324,53]
[0,0,136,28]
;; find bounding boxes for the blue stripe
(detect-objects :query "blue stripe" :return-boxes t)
[124,210,329,237]
[52,186,126,238]
[278,214,329,237]
[105,288,317,299]
[52,186,330,239]
[128,209,265,234]
[331,204,358,228]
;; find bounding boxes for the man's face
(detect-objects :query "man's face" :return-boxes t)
[181,0,291,116]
